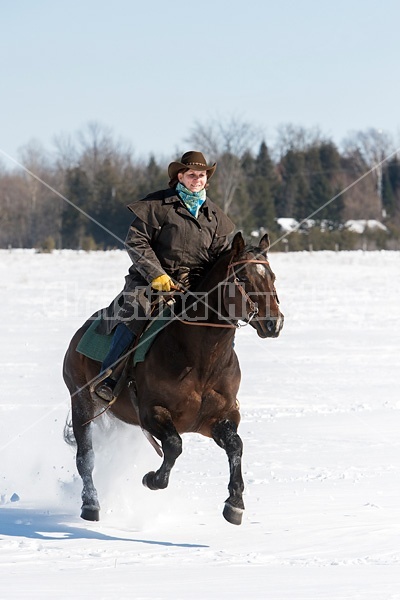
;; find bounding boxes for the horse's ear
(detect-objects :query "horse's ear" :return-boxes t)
[231,231,245,256]
[259,233,270,252]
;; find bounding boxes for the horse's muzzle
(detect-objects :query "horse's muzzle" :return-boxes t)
[254,313,284,338]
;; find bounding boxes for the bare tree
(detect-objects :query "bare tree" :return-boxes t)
[340,172,382,221]
[342,128,396,217]
[77,121,116,182]
[53,132,79,172]
[274,124,326,159]
[18,139,62,247]
[187,116,261,213]
[342,128,395,168]
[0,158,7,176]
[0,173,31,247]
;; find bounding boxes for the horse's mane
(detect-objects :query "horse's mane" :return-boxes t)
[189,248,230,292]
[190,239,264,293]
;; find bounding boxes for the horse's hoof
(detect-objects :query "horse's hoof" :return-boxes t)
[223,502,243,525]
[142,471,159,490]
[81,505,100,521]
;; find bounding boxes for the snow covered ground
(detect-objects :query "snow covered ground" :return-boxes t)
[1,248,400,599]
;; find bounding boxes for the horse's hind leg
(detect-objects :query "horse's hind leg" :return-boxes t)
[71,391,100,521]
[142,407,182,491]
[212,419,244,525]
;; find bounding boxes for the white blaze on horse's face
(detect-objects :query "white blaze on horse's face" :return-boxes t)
[256,263,267,278]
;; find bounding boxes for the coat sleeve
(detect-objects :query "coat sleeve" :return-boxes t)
[208,207,235,259]
[124,215,166,283]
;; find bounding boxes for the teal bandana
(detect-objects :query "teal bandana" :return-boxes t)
[176,182,206,218]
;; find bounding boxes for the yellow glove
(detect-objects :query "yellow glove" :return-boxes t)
[151,274,173,291]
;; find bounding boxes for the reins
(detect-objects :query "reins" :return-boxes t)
[169,257,272,329]
[172,311,238,329]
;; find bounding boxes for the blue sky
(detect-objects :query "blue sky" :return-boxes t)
[1,0,400,164]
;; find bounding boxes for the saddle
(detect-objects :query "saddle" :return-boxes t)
[78,305,173,406]
[77,305,172,366]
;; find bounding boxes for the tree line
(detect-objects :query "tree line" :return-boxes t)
[1,120,400,251]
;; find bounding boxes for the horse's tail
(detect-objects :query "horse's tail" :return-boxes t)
[63,412,76,447]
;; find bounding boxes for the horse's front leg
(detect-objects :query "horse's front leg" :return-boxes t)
[71,392,100,521]
[212,419,244,525]
[142,406,182,491]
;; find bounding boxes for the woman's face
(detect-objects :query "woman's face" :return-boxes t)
[178,169,207,192]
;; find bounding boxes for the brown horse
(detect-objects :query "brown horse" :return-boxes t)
[63,232,284,525]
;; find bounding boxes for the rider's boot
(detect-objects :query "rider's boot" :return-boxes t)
[94,323,136,402]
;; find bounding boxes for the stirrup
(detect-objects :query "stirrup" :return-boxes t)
[89,368,113,394]
[95,382,115,403]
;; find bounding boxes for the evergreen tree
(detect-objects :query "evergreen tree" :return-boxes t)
[87,157,120,247]
[61,167,91,248]
[245,142,278,231]
[276,149,308,218]
[385,156,400,220]
[305,143,344,226]
[146,155,166,191]
[230,151,253,231]
[317,142,344,224]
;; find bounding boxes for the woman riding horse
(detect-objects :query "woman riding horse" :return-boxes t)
[63,152,284,525]
[94,151,234,402]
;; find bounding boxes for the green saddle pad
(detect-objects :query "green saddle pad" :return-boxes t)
[76,308,172,365]
[76,317,113,362]
[133,306,171,365]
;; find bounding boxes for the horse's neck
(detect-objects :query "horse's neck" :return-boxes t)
[202,252,231,290]
[172,312,236,369]
[188,253,232,324]
[168,252,236,358]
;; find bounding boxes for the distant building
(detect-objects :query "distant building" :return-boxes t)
[275,218,299,233]
[344,220,388,234]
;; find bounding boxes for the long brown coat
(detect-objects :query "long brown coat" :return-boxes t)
[98,187,235,335]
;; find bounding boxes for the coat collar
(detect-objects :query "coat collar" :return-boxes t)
[163,189,214,222]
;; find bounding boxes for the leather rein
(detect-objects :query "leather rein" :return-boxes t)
[169,257,272,329]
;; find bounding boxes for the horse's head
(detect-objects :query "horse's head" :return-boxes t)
[224,232,284,338]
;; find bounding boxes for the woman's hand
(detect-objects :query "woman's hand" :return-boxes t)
[151,274,173,291]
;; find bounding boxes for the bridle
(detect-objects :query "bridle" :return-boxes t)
[226,258,273,325]
[168,257,274,329]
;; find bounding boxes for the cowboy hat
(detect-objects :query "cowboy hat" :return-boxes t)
[168,151,216,181]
